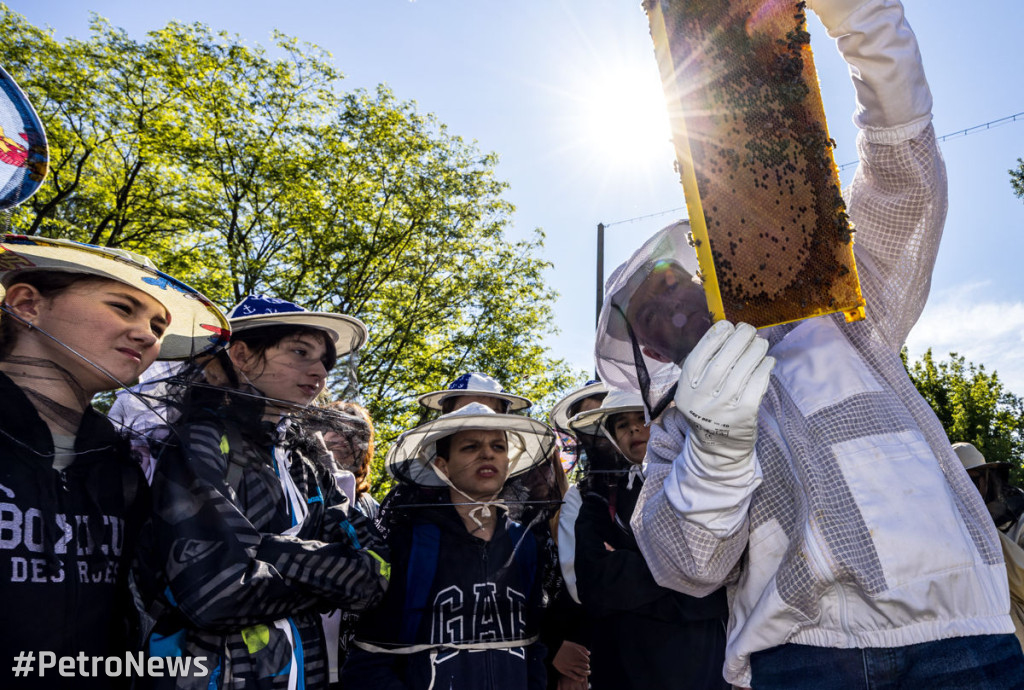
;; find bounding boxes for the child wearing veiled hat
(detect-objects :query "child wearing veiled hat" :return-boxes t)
[343,403,558,690]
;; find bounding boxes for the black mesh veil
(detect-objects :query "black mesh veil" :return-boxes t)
[106,352,374,484]
[568,390,648,493]
[594,220,713,421]
[358,402,563,657]
[383,403,560,530]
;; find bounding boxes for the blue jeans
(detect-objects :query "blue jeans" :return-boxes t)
[749,635,1024,689]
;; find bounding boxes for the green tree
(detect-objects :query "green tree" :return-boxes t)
[0,6,580,496]
[903,348,1024,484]
[1011,157,1024,201]
[3,15,193,249]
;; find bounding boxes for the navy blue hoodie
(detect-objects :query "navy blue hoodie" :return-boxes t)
[0,371,148,689]
[343,500,548,690]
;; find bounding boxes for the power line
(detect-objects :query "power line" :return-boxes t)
[601,110,1024,226]
[604,205,686,228]
[838,111,1023,171]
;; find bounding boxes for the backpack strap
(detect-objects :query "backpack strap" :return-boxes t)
[402,521,442,643]
[219,425,248,497]
[505,520,538,600]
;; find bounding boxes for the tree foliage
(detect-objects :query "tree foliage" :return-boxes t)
[0,6,580,495]
[903,348,1024,484]
[1011,157,1024,201]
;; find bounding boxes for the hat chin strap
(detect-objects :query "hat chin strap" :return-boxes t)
[626,464,642,490]
[429,461,507,530]
[0,303,137,403]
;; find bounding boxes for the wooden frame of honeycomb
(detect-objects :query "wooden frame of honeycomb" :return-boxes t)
[645,0,865,328]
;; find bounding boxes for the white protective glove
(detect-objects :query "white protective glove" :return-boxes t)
[662,321,773,537]
[673,320,775,469]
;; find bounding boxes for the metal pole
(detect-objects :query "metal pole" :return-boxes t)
[596,222,605,328]
[594,222,606,380]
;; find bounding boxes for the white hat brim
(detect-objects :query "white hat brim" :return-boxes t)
[569,401,644,436]
[230,312,368,356]
[549,382,608,432]
[386,412,555,488]
[417,388,532,412]
[0,236,229,359]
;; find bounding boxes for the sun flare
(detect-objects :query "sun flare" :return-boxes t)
[574,61,675,172]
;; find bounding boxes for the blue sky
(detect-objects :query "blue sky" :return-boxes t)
[17,0,1024,394]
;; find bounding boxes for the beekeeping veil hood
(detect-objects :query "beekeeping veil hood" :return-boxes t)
[386,402,554,489]
[381,401,562,534]
[595,220,711,421]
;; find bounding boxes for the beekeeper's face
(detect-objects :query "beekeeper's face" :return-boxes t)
[625,261,711,364]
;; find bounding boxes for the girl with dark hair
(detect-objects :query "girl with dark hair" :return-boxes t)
[0,235,229,690]
[308,399,382,688]
[538,380,617,690]
[136,295,390,690]
[321,400,380,521]
[565,390,729,690]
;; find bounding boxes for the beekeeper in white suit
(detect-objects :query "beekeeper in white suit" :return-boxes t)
[594,0,1024,687]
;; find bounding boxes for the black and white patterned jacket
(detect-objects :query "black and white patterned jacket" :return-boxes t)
[138,410,388,689]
